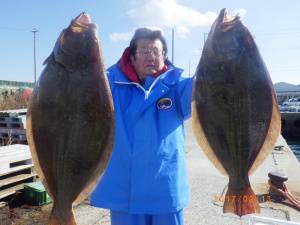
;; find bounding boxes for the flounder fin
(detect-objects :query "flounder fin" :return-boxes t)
[26,107,52,195]
[73,173,103,206]
[192,99,228,176]
[43,52,53,65]
[223,186,260,216]
[26,91,55,200]
[73,169,105,206]
[73,126,115,206]
[249,92,281,175]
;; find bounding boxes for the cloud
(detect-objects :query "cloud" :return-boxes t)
[127,0,217,37]
[176,26,190,38]
[109,31,133,42]
[110,2,247,41]
[109,26,165,42]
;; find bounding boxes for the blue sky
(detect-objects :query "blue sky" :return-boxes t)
[1,0,299,84]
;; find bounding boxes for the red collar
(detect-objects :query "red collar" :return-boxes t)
[119,47,168,83]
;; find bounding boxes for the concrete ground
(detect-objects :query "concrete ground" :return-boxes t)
[0,119,299,225]
[184,119,300,225]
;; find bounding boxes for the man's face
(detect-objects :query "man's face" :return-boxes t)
[131,38,165,81]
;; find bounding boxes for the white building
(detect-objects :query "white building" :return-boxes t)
[274,82,300,104]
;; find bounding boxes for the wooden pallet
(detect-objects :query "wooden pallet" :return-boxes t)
[0,184,25,200]
[0,144,36,200]
[0,109,27,117]
[0,201,7,208]
[0,115,23,127]
[0,144,32,174]
[0,137,27,146]
[0,128,26,136]
[0,128,27,146]
[0,114,26,147]
[0,173,36,188]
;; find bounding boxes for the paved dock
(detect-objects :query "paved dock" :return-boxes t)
[76,119,300,225]
[184,119,300,225]
[0,119,299,225]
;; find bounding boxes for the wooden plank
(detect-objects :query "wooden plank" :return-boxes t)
[0,146,32,162]
[0,164,34,176]
[0,158,32,174]
[0,144,29,153]
[0,173,36,188]
[7,118,21,123]
[0,147,30,155]
[1,153,32,162]
[0,148,24,155]
[0,128,25,133]
[0,145,32,174]
[1,150,31,158]
[0,145,30,157]
[0,201,7,208]
[0,108,27,115]
[0,123,24,129]
[0,184,24,200]
[0,148,28,156]
[0,117,22,123]
[0,153,31,162]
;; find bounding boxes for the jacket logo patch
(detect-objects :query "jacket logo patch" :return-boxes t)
[157,98,172,110]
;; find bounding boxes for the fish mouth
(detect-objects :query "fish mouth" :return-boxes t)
[71,12,94,32]
[75,12,91,25]
[218,8,240,32]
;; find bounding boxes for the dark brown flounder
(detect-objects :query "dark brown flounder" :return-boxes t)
[26,13,114,225]
[192,8,281,216]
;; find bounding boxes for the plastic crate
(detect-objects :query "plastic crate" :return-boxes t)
[23,181,52,206]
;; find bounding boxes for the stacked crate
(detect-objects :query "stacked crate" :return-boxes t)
[0,144,36,201]
[0,112,27,146]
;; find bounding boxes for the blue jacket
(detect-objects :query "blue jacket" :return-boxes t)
[90,62,193,214]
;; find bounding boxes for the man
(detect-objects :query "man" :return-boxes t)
[91,28,193,225]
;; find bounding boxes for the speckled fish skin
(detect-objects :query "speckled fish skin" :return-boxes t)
[26,13,114,225]
[192,8,280,216]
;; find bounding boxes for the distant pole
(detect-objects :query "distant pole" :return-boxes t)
[188,60,191,76]
[31,28,38,84]
[203,32,207,46]
[172,28,174,64]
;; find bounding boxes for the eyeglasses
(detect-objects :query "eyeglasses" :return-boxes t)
[136,48,164,57]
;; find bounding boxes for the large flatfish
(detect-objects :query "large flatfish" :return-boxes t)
[192,8,281,216]
[26,13,114,225]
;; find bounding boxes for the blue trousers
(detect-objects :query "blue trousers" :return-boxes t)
[110,210,184,225]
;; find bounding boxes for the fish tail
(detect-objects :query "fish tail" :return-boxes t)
[223,185,260,216]
[47,216,77,225]
[47,205,77,225]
